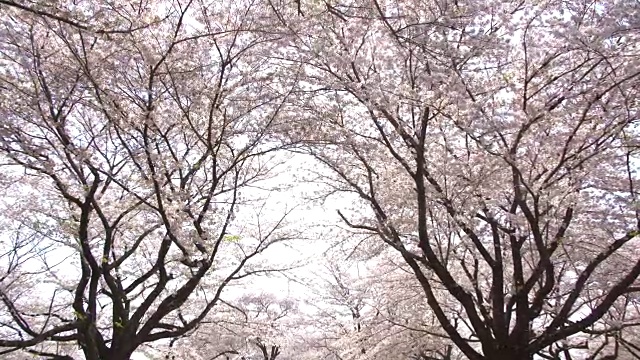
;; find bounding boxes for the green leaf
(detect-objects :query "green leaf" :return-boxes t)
[223,234,241,243]
[74,311,86,321]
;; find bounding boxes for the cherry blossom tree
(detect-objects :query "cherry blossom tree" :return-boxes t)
[3,0,640,359]
[301,237,461,360]
[275,0,640,359]
[0,0,164,34]
[0,0,299,359]
[164,292,300,360]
